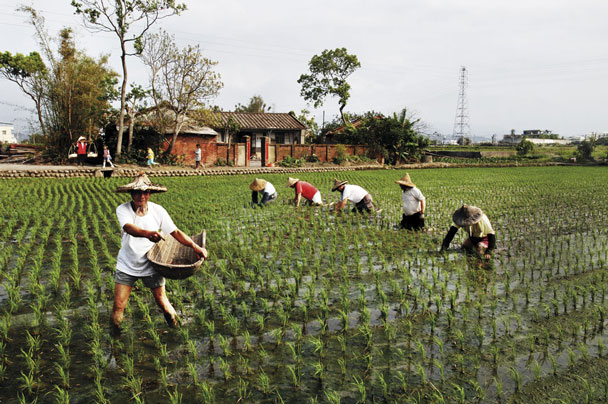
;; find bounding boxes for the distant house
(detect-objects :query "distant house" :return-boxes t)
[213,112,307,157]
[526,138,570,145]
[501,134,524,145]
[0,122,17,143]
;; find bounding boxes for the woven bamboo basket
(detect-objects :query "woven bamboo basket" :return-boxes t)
[147,230,206,280]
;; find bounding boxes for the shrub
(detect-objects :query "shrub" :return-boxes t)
[516,140,535,156]
[278,156,303,167]
[214,158,234,167]
[306,154,320,163]
[575,139,595,161]
[333,145,347,165]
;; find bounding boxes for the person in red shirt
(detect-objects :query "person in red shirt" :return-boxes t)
[287,177,323,207]
[76,136,87,166]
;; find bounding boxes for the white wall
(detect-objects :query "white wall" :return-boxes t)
[0,123,17,143]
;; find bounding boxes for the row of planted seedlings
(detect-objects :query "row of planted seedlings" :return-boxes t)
[149,167,608,403]
[1,166,608,403]
[0,179,125,403]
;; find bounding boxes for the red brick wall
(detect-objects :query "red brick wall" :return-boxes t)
[164,135,217,166]
[165,135,372,166]
[216,144,239,164]
[273,144,371,163]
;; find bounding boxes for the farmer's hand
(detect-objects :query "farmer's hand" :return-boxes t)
[147,231,164,242]
[193,244,208,259]
[484,253,492,260]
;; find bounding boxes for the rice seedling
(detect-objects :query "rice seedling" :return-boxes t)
[2,167,608,402]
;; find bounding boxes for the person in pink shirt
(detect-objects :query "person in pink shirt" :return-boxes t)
[287,177,323,207]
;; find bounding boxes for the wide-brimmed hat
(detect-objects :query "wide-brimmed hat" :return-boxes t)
[452,205,483,227]
[250,178,267,192]
[286,177,299,187]
[395,173,416,188]
[332,178,348,191]
[77,136,86,142]
[115,172,167,193]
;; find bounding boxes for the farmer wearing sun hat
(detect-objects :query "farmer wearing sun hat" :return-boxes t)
[440,205,496,260]
[250,178,277,207]
[332,178,379,214]
[287,177,322,207]
[76,136,87,166]
[396,173,426,230]
[111,172,208,337]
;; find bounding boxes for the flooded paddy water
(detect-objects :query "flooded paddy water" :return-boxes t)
[0,166,607,403]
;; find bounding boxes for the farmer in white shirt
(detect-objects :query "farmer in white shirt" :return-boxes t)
[332,178,379,213]
[112,173,208,337]
[250,178,277,207]
[396,173,426,230]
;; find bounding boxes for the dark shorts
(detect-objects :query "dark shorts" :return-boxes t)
[115,270,165,289]
[400,212,425,230]
[354,194,374,213]
[468,236,489,249]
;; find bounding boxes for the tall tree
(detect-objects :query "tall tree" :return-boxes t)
[0,51,48,137]
[125,84,149,153]
[71,0,186,156]
[297,48,360,125]
[140,30,223,155]
[235,94,270,113]
[45,28,118,155]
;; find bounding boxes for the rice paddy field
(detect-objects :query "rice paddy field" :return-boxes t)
[1,166,608,404]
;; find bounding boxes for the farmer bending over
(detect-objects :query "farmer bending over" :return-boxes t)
[332,179,379,214]
[441,204,495,260]
[250,178,277,207]
[287,177,323,207]
[396,173,425,230]
[111,173,207,337]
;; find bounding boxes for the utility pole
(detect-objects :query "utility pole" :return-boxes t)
[452,66,470,144]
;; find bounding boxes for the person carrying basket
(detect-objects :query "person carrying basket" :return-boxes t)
[111,173,207,337]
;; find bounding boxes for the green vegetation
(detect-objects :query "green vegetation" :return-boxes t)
[0,166,607,403]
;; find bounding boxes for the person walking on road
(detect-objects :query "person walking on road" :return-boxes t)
[147,147,159,167]
[103,145,115,168]
[396,173,425,230]
[76,136,87,166]
[194,144,204,169]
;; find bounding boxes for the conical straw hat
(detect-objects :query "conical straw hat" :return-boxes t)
[331,178,348,191]
[395,173,416,188]
[286,177,299,187]
[250,178,267,191]
[452,205,483,227]
[115,172,167,193]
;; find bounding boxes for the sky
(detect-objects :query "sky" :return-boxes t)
[1,0,607,141]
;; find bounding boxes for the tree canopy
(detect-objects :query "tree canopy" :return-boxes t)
[140,30,223,155]
[0,51,48,137]
[297,48,360,125]
[235,95,270,113]
[71,0,186,156]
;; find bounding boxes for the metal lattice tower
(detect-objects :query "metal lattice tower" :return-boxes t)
[452,66,470,142]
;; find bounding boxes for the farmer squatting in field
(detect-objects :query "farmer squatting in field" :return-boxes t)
[396,173,426,230]
[287,177,323,207]
[440,204,496,260]
[331,178,380,214]
[111,173,208,337]
[250,178,277,207]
